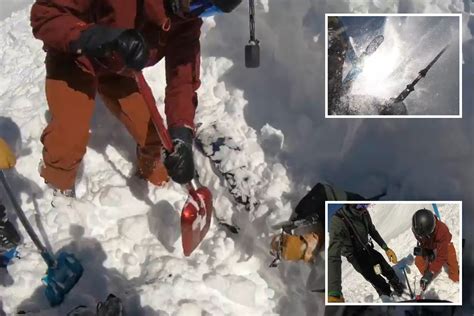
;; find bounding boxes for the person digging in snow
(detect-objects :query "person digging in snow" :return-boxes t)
[30,0,242,206]
[411,208,459,291]
[327,204,404,302]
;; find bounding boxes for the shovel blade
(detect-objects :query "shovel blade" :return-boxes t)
[43,252,83,306]
[181,186,213,256]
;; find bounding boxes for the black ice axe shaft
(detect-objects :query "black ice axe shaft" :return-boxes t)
[402,267,415,299]
[0,171,54,266]
[393,45,449,103]
[245,0,260,68]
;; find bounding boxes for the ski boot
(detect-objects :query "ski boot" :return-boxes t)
[0,204,21,267]
[389,277,405,296]
[0,204,20,251]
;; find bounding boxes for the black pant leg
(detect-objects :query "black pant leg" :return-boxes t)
[369,248,397,281]
[349,251,392,296]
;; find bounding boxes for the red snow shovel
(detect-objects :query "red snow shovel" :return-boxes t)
[134,71,213,256]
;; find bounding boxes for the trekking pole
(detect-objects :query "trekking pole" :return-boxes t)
[0,171,53,266]
[0,170,83,306]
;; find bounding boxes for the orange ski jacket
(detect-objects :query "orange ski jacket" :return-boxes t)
[30,0,202,129]
[415,218,453,274]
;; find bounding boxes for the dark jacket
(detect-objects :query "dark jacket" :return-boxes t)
[30,0,202,129]
[328,205,388,293]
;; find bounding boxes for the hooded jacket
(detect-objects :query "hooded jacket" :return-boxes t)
[30,0,202,129]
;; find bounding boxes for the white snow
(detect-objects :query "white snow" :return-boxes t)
[0,0,472,315]
[338,203,461,303]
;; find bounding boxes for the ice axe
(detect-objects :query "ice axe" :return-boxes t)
[134,71,213,256]
[0,171,83,306]
[245,0,260,68]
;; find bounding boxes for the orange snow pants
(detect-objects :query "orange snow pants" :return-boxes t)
[40,55,168,190]
[415,242,459,282]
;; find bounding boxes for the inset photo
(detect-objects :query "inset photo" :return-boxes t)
[326,14,461,117]
[325,202,462,305]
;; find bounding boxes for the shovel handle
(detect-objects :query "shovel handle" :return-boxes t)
[134,71,174,152]
[0,171,54,266]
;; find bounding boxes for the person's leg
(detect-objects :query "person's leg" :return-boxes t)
[348,252,392,296]
[97,73,168,186]
[40,55,96,191]
[370,248,397,280]
[446,242,459,282]
[370,248,404,294]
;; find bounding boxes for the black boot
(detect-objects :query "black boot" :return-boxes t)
[389,277,405,296]
[0,204,20,252]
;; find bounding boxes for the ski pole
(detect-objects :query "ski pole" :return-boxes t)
[0,171,54,267]
[402,266,414,299]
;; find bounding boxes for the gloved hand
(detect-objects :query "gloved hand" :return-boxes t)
[163,127,195,184]
[70,26,149,71]
[385,247,398,264]
[420,270,434,290]
[0,138,16,169]
[328,291,345,303]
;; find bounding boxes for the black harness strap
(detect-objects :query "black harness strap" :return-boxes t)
[335,212,371,252]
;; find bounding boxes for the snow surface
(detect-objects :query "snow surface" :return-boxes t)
[0,0,473,315]
[336,203,461,303]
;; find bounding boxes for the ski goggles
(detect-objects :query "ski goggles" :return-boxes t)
[190,0,224,18]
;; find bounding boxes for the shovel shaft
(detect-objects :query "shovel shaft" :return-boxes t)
[0,171,54,266]
[134,71,174,152]
[402,267,414,299]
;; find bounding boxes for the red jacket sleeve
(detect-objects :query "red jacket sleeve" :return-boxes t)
[164,18,202,130]
[429,221,452,274]
[30,0,94,52]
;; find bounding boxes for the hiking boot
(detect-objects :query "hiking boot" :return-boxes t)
[0,204,21,252]
[136,152,169,187]
[389,277,405,296]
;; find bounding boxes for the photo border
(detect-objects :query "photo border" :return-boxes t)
[324,13,463,118]
[324,201,463,306]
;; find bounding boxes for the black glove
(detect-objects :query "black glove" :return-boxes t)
[70,25,149,71]
[163,127,195,184]
[420,270,434,290]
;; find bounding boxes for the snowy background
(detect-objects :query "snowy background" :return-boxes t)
[0,0,473,315]
[328,203,461,303]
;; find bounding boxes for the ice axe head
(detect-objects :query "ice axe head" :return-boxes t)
[42,252,83,306]
[181,185,213,256]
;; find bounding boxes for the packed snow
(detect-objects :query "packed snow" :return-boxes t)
[335,203,461,303]
[0,0,473,315]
